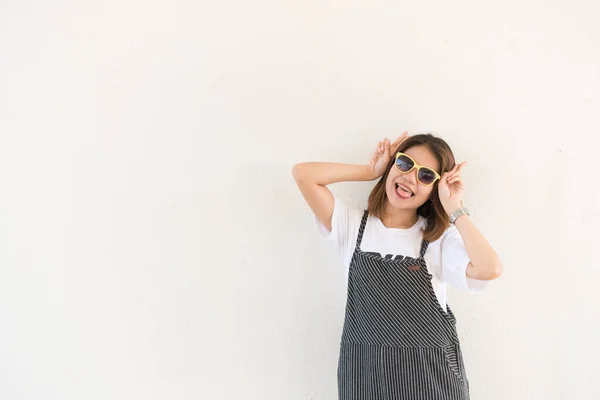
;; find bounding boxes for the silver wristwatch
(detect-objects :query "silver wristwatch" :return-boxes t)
[449,207,470,224]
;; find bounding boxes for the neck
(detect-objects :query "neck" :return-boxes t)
[381,200,419,229]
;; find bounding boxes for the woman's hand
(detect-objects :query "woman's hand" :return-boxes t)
[368,131,408,179]
[438,161,467,215]
[438,161,503,280]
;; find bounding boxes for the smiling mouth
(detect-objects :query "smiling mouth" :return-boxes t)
[395,182,414,198]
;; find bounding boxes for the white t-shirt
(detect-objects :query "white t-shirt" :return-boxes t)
[315,196,488,311]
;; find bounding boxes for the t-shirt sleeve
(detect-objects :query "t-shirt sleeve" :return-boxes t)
[314,196,363,268]
[440,225,489,293]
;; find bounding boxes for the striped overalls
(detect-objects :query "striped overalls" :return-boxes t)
[338,211,470,400]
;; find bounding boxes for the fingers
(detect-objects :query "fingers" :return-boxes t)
[446,161,467,179]
[375,139,391,155]
[442,169,463,186]
[446,172,461,183]
[448,175,463,185]
[369,152,378,167]
[370,141,383,166]
[391,131,408,152]
[376,131,407,155]
[392,131,408,145]
[373,134,407,163]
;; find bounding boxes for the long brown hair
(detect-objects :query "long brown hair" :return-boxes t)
[367,133,457,242]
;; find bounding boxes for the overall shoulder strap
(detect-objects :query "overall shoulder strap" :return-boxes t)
[355,210,369,251]
[419,237,430,259]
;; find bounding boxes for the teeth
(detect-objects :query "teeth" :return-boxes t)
[396,183,412,194]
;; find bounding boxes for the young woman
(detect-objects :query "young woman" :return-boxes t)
[292,132,502,399]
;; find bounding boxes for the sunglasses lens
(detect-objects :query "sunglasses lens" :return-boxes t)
[395,154,414,172]
[418,169,437,185]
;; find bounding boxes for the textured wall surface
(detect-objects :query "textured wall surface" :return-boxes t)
[1,1,599,399]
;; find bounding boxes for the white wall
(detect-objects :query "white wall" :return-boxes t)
[1,1,599,399]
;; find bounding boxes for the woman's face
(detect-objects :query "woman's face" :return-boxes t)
[385,145,441,210]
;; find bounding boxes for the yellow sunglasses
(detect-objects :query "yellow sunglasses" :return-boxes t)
[394,152,441,186]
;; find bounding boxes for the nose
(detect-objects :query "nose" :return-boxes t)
[405,168,418,185]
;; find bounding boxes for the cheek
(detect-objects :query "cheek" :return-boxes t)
[386,169,399,184]
[417,185,434,199]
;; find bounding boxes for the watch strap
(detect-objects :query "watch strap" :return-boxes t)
[450,207,470,224]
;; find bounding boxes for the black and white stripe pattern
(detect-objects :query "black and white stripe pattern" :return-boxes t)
[338,211,470,399]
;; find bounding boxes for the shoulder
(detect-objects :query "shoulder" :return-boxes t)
[314,196,364,244]
[332,197,365,228]
[313,196,366,271]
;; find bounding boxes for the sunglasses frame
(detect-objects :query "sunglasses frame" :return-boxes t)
[394,152,441,186]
